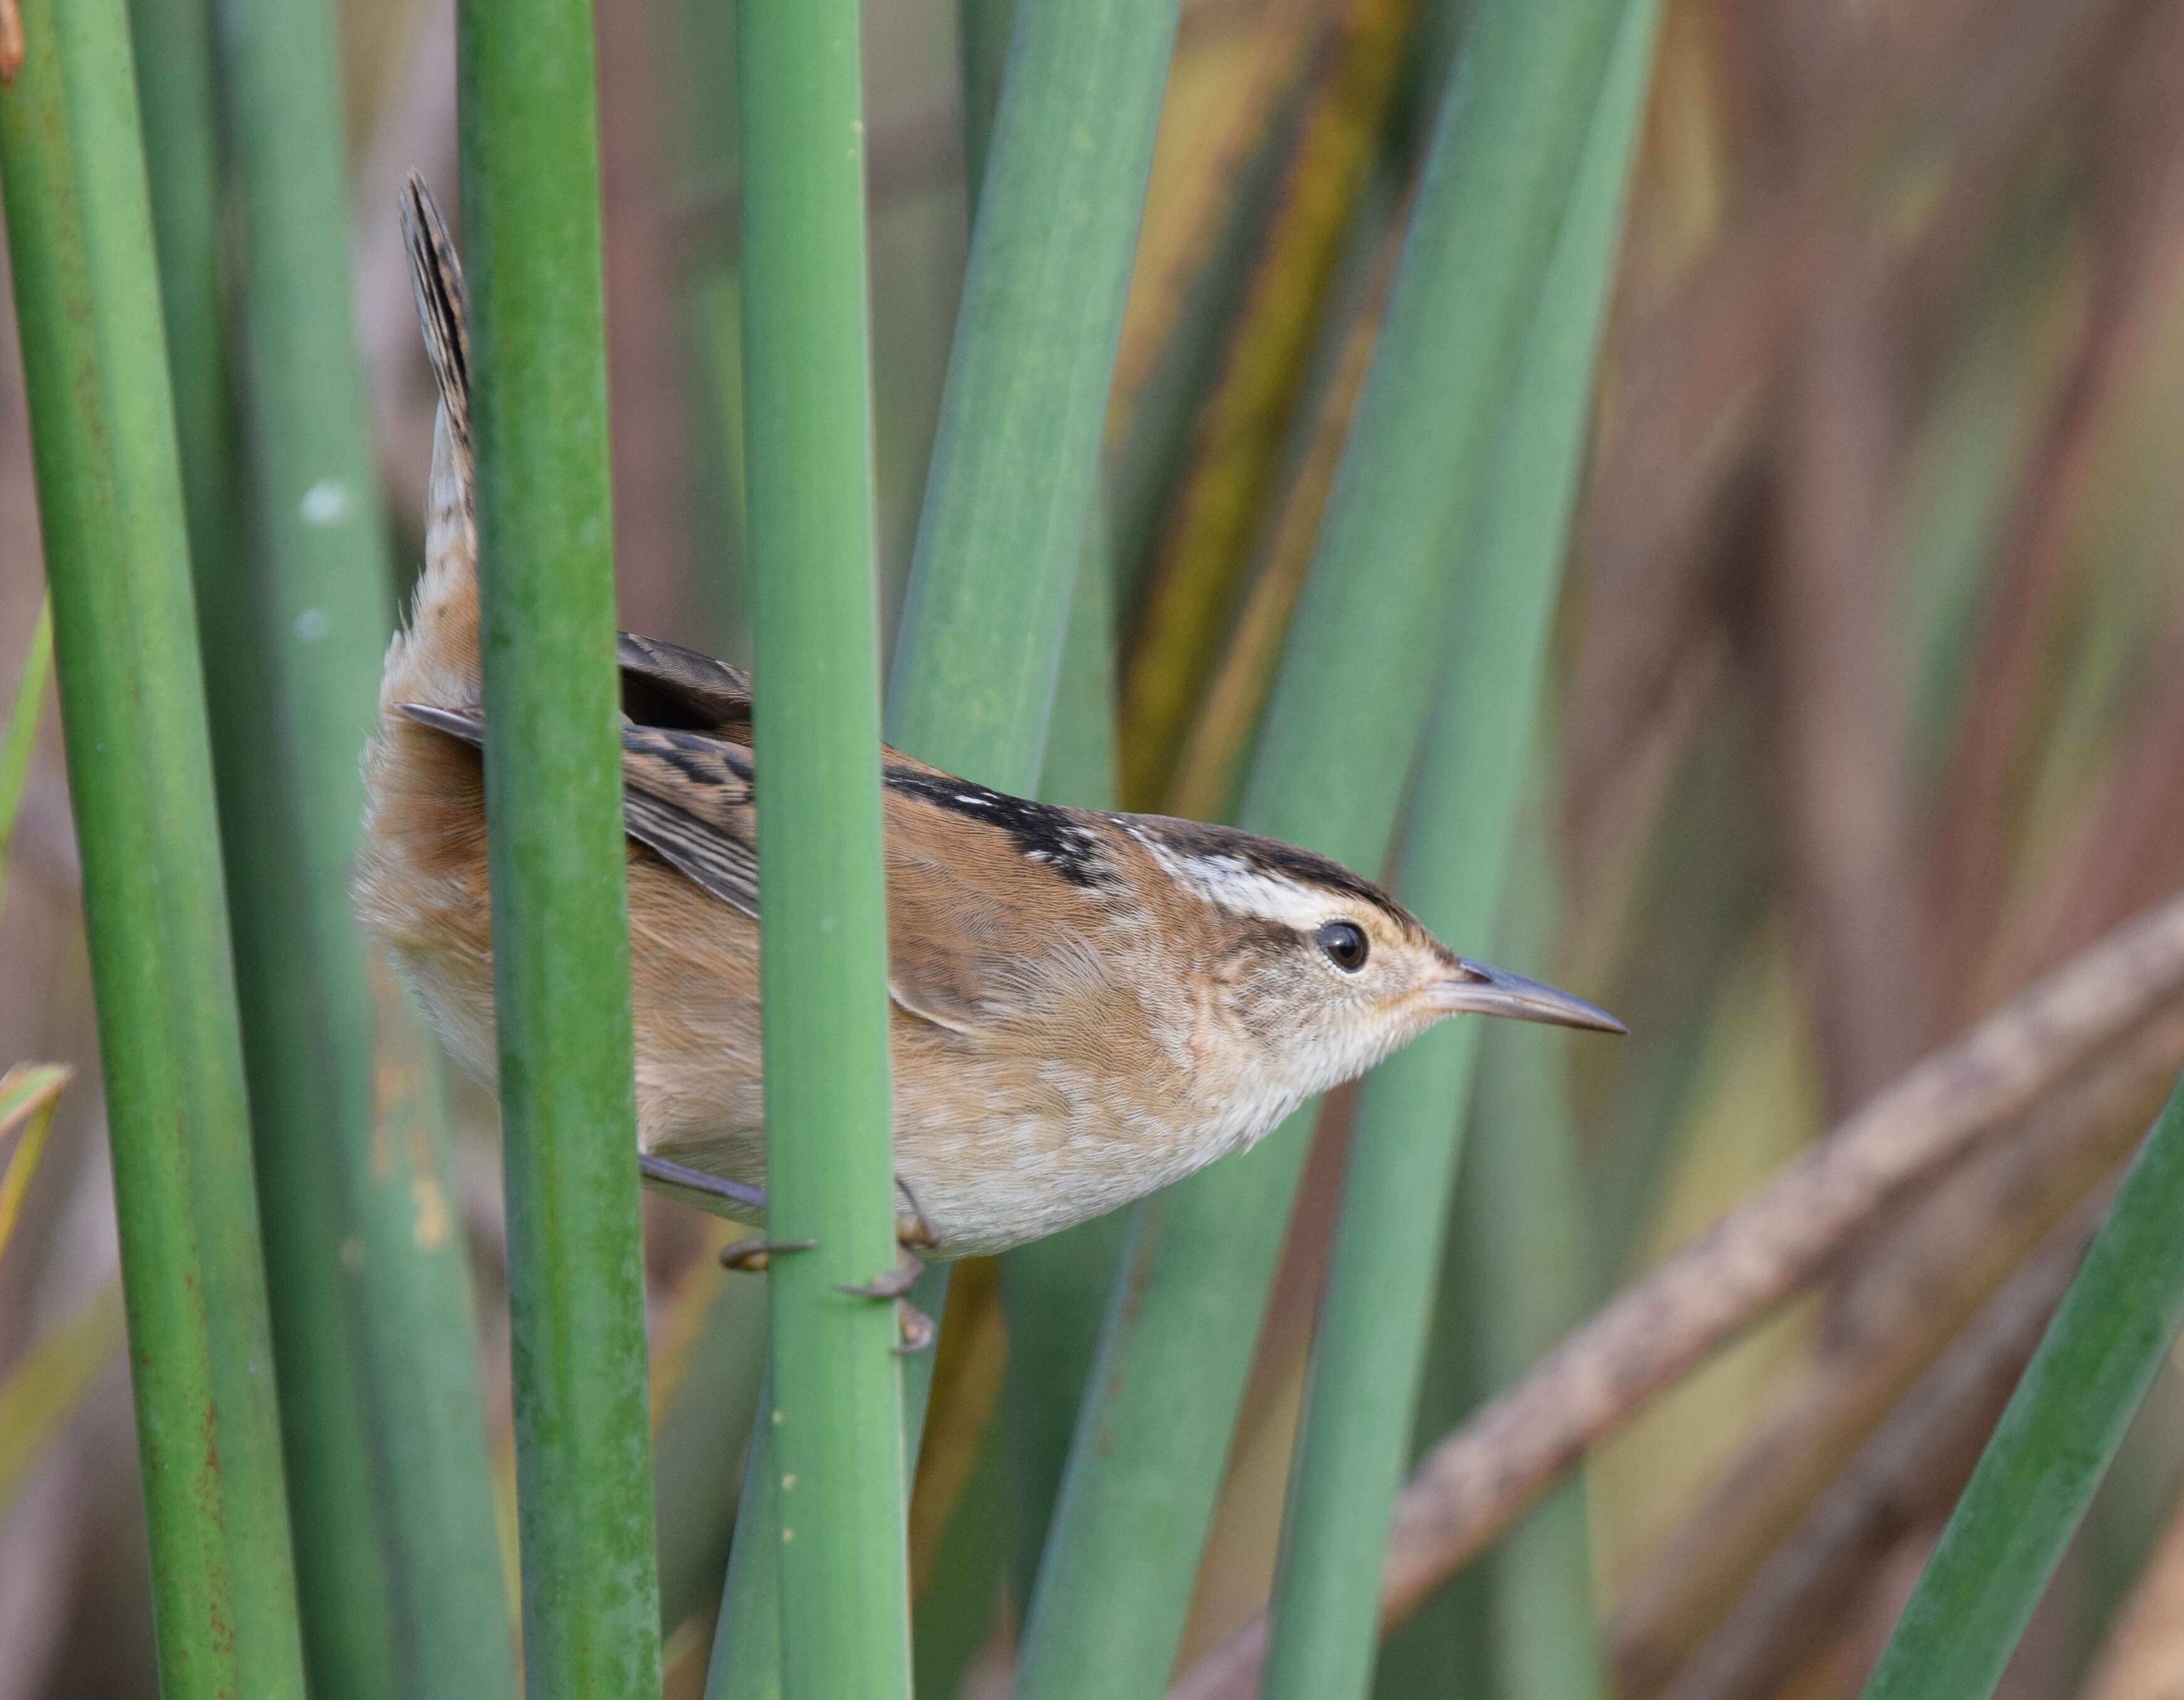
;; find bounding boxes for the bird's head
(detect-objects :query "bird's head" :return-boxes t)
[1125,818,1623,1105]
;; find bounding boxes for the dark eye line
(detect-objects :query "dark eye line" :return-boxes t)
[1314,919,1368,972]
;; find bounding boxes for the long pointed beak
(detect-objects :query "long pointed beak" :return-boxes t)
[1431,958,1626,1034]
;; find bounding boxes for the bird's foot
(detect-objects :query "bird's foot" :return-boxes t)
[838,1243,935,1354]
[836,1246,923,1300]
[719,1237,818,1274]
[678,1158,939,1352]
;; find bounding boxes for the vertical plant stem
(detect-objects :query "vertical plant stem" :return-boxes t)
[1014,1,1627,1692]
[0,0,308,1694]
[1118,0,1415,812]
[706,6,1173,1691]
[736,3,912,1697]
[1003,521,1133,1589]
[127,3,401,1687]
[1261,6,1655,1695]
[912,1401,1014,1695]
[1460,850,1606,1700]
[705,1366,784,1700]
[886,0,1181,780]
[889,0,1179,1463]
[1863,1069,2184,1700]
[458,0,663,1690]
[652,1272,768,1638]
[955,0,1140,1614]
[212,0,518,1691]
[0,597,51,913]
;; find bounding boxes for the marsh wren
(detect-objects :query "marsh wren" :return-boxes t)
[355,180,1623,1285]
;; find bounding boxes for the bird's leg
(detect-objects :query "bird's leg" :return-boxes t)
[840,1179,943,1354]
[640,1153,942,1350]
[836,1245,934,1356]
[635,1154,816,1270]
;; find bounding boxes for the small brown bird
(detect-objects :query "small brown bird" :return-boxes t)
[355,180,1622,1280]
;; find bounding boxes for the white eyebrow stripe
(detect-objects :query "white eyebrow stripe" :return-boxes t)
[1127,829,1338,930]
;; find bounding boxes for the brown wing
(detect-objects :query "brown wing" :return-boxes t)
[616,631,754,741]
[877,761,1121,1037]
[393,700,1113,1039]
[393,702,762,917]
[619,727,761,918]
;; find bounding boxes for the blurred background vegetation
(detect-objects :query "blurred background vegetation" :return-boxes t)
[4,0,2184,1694]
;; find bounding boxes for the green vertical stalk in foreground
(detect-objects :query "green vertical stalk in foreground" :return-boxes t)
[1261,6,1656,1696]
[0,2,307,1697]
[706,6,1174,1691]
[1863,1068,2184,1700]
[737,3,912,1697]
[126,1,398,1689]
[215,0,517,1691]
[459,0,663,1692]
[1014,3,1626,1694]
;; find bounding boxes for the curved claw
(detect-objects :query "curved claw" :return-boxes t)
[893,1176,941,1253]
[836,1250,925,1302]
[720,1236,816,1273]
[892,1300,937,1354]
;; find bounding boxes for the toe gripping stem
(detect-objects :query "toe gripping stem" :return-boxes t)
[641,1154,941,1350]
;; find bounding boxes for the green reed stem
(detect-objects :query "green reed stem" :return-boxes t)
[0,597,52,914]
[1462,845,1606,1700]
[127,4,399,1686]
[0,0,306,1692]
[737,2,913,1696]
[212,0,518,1689]
[953,0,1141,1615]
[1863,1068,2184,1700]
[1261,6,1655,1694]
[1014,3,1628,1693]
[458,0,663,1691]
[705,5,1173,1691]
[886,0,1180,780]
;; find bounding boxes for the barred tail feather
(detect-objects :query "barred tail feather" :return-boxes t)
[382,174,481,713]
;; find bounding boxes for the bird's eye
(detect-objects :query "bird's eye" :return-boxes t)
[1316,920,1368,972]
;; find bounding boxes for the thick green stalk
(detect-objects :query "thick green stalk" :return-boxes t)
[706,6,1173,1691]
[212,0,517,1691]
[653,1278,768,1639]
[912,1409,1016,1696]
[1369,845,1604,1700]
[1261,6,1655,1695]
[736,3,912,1696]
[1370,1225,1495,1700]
[955,0,1140,1613]
[892,0,1176,1547]
[1459,854,1605,1700]
[0,2,307,1695]
[1003,526,1134,1606]
[886,0,1180,779]
[1862,1069,2184,1700]
[705,1366,784,1700]
[124,5,399,1687]
[1014,2,1626,1692]
[458,0,663,1692]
